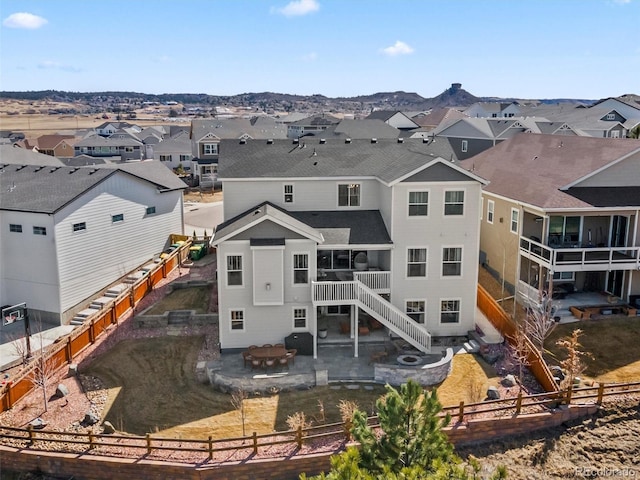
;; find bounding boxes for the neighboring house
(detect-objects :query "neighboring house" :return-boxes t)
[73,134,144,161]
[365,110,419,130]
[212,138,486,358]
[464,102,522,118]
[15,134,78,158]
[95,121,141,137]
[460,133,640,308]
[330,119,401,139]
[411,108,469,132]
[153,131,192,170]
[286,114,341,139]
[0,147,186,327]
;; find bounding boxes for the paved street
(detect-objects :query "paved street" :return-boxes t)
[184,201,223,237]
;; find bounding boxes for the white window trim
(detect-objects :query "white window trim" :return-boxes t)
[284,184,294,204]
[510,207,519,235]
[225,253,244,288]
[487,200,495,224]
[480,198,483,221]
[112,213,124,224]
[202,143,218,155]
[406,247,428,279]
[405,299,426,324]
[337,183,361,208]
[461,140,468,153]
[229,308,245,332]
[407,190,429,218]
[292,252,309,286]
[443,189,465,217]
[146,206,157,216]
[72,222,87,233]
[292,306,308,330]
[441,246,463,278]
[439,298,462,324]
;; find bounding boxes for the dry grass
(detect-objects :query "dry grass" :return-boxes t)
[432,353,500,407]
[183,190,223,203]
[142,286,211,315]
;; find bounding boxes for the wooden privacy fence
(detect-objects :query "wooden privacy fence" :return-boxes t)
[477,284,558,392]
[1,381,638,460]
[0,240,193,412]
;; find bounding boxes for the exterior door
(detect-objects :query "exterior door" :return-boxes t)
[606,270,624,298]
[611,216,627,248]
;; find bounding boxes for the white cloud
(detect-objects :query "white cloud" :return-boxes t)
[381,40,415,56]
[3,12,48,29]
[612,0,631,4]
[302,52,317,61]
[273,0,320,17]
[38,60,82,73]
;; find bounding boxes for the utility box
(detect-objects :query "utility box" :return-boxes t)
[285,332,313,355]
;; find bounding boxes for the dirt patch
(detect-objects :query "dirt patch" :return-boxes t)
[142,286,211,315]
[184,189,223,203]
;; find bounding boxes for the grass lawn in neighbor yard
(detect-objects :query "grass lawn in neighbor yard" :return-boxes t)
[142,286,211,315]
[83,336,498,439]
[544,316,640,384]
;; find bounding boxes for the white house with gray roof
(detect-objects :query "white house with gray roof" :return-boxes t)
[0,148,186,327]
[212,138,486,358]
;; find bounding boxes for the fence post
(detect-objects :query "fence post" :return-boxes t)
[516,392,523,415]
[89,432,95,450]
[6,381,13,409]
[208,435,213,460]
[458,401,464,423]
[565,385,573,405]
[252,432,258,455]
[89,318,95,344]
[597,383,605,405]
[66,337,73,364]
[146,433,152,455]
[27,425,34,445]
[296,426,303,449]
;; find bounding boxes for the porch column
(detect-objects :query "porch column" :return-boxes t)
[352,306,358,358]
[313,306,318,360]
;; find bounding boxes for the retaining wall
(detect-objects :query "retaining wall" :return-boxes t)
[374,348,453,386]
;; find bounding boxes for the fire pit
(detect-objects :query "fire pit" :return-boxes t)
[397,354,423,366]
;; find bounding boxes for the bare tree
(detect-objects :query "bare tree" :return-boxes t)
[230,387,248,437]
[556,328,592,390]
[28,340,59,414]
[508,328,531,392]
[523,293,557,353]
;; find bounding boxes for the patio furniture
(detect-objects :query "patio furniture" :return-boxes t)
[250,358,263,370]
[242,351,253,368]
[274,343,285,348]
[284,332,313,355]
[264,358,277,369]
[248,345,258,350]
[262,343,273,348]
[277,355,289,368]
[249,345,287,361]
[285,349,297,365]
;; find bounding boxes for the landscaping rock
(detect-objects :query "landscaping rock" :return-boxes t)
[83,412,99,425]
[67,364,78,376]
[102,421,116,434]
[502,374,516,387]
[550,366,565,381]
[29,417,46,429]
[487,386,500,400]
[55,383,70,398]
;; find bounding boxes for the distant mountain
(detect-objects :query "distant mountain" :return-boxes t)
[0,85,599,113]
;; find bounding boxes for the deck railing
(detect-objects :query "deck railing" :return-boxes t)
[353,271,390,293]
[312,279,431,352]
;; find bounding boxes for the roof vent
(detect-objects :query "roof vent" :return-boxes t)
[292,138,299,144]
[319,138,326,144]
[371,138,378,144]
[34,166,45,172]
[89,168,99,175]
[422,137,429,143]
[49,167,61,173]
[397,138,404,143]
[16,165,28,171]
[239,139,246,144]
[345,138,352,144]
[267,139,274,145]
[69,168,80,174]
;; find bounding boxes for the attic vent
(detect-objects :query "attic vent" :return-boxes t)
[34,166,45,172]
[345,138,352,144]
[69,168,80,174]
[371,138,378,144]
[397,138,404,143]
[239,139,246,144]
[422,137,429,143]
[292,138,299,144]
[319,138,326,144]
[266,139,273,144]
[16,165,28,171]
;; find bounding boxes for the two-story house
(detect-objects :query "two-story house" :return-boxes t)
[0,147,186,327]
[212,138,486,358]
[460,133,640,309]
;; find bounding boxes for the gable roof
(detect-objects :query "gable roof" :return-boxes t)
[0,159,186,214]
[190,117,287,141]
[331,119,401,139]
[217,138,464,184]
[459,133,640,209]
[289,210,392,246]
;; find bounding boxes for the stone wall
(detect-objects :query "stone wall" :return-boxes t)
[133,313,218,329]
[374,348,453,386]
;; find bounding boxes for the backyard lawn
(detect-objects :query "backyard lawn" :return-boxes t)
[142,286,211,315]
[83,336,498,439]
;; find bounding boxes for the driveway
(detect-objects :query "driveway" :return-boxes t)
[184,201,223,237]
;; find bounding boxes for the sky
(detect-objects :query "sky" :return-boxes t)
[1,0,639,100]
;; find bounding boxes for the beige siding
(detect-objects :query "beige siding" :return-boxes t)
[574,153,640,187]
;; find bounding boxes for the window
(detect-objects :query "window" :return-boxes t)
[406,301,425,324]
[553,271,575,281]
[112,213,124,223]
[549,216,580,246]
[293,254,309,284]
[124,147,134,153]
[33,226,47,235]
[9,224,22,233]
[284,184,294,203]
[159,155,171,162]
[179,154,191,162]
[610,130,620,138]
[338,183,360,207]
[202,143,218,155]
[487,200,494,224]
[510,208,519,234]
[440,299,460,324]
[201,164,218,175]
[72,222,86,232]
[293,308,307,328]
[461,140,468,153]
[444,191,464,216]
[146,206,156,215]
[226,255,243,286]
[407,248,427,277]
[230,310,244,330]
[606,113,615,120]
[408,191,428,216]
[442,247,462,276]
